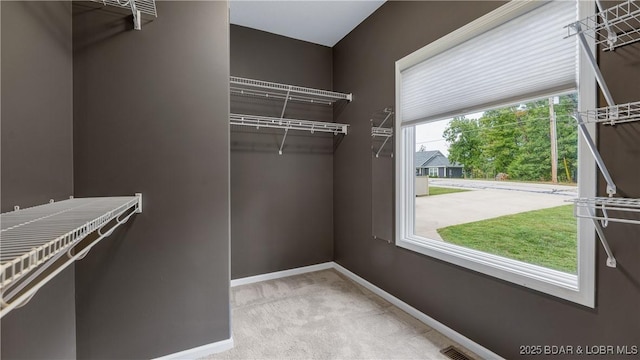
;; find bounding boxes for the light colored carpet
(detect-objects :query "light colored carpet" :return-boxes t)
[204,269,480,360]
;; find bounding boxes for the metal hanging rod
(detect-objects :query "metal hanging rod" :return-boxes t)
[0,195,142,317]
[92,0,157,30]
[230,77,353,103]
[566,0,640,51]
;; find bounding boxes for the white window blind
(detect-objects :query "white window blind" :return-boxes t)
[399,0,578,125]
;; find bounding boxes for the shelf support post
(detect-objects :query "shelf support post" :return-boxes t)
[130,0,142,30]
[280,86,292,122]
[375,135,391,158]
[590,208,617,268]
[276,86,293,155]
[377,109,393,129]
[135,193,143,213]
[373,108,393,157]
[594,0,618,50]
[576,115,616,195]
[574,24,615,107]
[279,128,289,155]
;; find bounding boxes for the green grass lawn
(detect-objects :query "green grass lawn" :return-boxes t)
[423,186,470,196]
[437,205,577,273]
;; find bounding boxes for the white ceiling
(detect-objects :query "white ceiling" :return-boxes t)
[230,1,386,47]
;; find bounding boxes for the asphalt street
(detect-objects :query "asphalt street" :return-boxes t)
[429,178,577,197]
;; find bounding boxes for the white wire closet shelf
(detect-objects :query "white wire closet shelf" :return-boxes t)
[91,0,157,30]
[563,0,640,197]
[569,196,640,267]
[577,100,640,125]
[0,195,142,317]
[230,76,353,105]
[563,1,640,268]
[571,197,640,226]
[565,0,640,51]
[230,113,349,135]
[230,113,349,155]
[372,127,393,137]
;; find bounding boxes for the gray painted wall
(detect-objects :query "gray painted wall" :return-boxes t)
[230,25,334,278]
[1,2,76,359]
[1,1,74,212]
[2,1,637,358]
[333,1,640,358]
[72,2,230,358]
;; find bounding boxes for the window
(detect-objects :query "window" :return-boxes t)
[428,168,438,177]
[395,0,597,307]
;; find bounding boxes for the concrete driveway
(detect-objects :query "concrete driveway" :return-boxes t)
[415,185,574,240]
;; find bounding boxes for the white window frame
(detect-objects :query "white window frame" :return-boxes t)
[428,167,438,177]
[395,0,597,307]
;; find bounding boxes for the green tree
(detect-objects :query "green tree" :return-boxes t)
[442,94,578,182]
[443,117,482,178]
[479,108,520,176]
[508,95,578,182]
[508,100,552,181]
[555,94,578,182]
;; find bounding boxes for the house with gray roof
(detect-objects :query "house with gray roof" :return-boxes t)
[415,150,463,178]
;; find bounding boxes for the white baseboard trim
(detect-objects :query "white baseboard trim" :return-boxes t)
[153,337,234,360]
[332,262,503,360]
[230,262,334,287]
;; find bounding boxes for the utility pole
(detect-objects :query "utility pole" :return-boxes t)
[549,97,558,183]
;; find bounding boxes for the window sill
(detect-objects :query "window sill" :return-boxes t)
[397,235,593,308]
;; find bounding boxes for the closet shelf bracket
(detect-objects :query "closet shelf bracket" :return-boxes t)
[564,0,640,269]
[565,0,640,51]
[569,197,640,267]
[0,194,142,317]
[93,0,158,30]
[591,209,617,268]
[573,23,616,107]
[571,197,640,226]
[230,77,352,155]
[576,100,640,126]
[575,116,616,196]
[371,108,395,158]
[279,129,289,156]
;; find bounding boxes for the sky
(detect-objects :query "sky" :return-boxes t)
[415,112,483,156]
[415,119,451,156]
